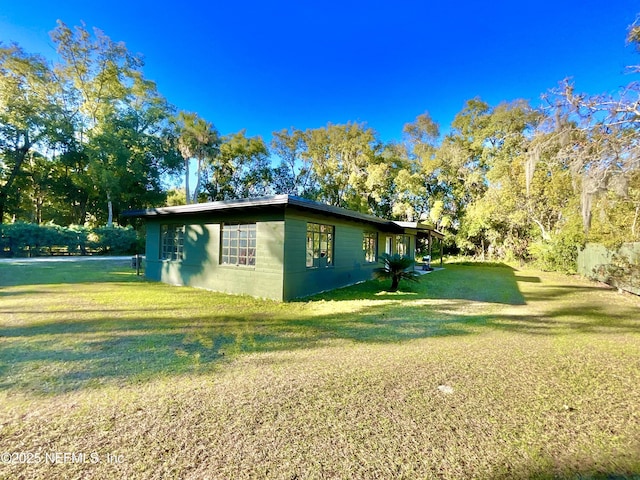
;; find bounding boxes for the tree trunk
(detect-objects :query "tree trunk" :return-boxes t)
[0,141,31,224]
[0,192,6,224]
[531,217,551,241]
[191,156,203,204]
[107,192,113,227]
[71,194,89,225]
[390,276,399,292]
[35,195,42,225]
[185,157,191,205]
[581,187,592,235]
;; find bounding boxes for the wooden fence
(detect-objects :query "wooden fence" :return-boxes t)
[577,243,640,296]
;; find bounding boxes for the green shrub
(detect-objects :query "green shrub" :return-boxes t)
[594,252,640,295]
[90,225,138,255]
[92,226,138,255]
[374,254,420,292]
[0,222,49,255]
[528,230,584,274]
[66,225,90,254]
[0,223,139,257]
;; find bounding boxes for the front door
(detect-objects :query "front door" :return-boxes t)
[385,236,393,255]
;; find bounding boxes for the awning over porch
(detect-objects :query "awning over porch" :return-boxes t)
[392,221,444,239]
[392,221,445,268]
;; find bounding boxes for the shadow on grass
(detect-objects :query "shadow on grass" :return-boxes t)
[0,289,55,297]
[2,293,639,395]
[306,263,529,305]
[0,260,140,287]
[1,262,638,394]
[524,284,616,303]
[0,302,477,394]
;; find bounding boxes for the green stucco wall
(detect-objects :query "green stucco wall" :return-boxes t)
[143,208,416,301]
[144,211,285,300]
[282,210,414,300]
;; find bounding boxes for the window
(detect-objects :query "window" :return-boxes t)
[160,225,185,261]
[385,236,393,255]
[221,223,256,266]
[395,235,411,256]
[363,232,377,263]
[306,223,334,268]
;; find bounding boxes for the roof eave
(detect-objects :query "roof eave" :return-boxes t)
[121,195,290,218]
[121,195,444,237]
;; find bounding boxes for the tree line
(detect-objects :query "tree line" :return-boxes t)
[1,20,639,270]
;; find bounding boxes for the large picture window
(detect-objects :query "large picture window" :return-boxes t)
[221,223,256,266]
[306,223,334,268]
[160,225,185,261]
[363,232,377,263]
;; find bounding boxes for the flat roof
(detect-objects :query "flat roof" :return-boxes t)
[122,194,443,236]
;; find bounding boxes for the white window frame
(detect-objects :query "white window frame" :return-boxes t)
[221,223,257,267]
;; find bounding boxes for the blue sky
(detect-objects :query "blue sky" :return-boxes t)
[1,1,639,144]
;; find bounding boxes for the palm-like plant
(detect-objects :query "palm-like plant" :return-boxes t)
[374,253,420,292]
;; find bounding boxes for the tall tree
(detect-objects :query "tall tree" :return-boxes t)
[175,111,219,204]
[442,99,544,258]
[0,44,66,223]
[523,16,640,245]
[270,127,313,196]
[205,130,271,201]
[50,22,180,225]
[393,112,443,222]
[303,122,379,212]
[364,142,403,219]
[540,77,640,242]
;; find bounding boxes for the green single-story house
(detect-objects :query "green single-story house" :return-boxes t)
[123,195,443,301]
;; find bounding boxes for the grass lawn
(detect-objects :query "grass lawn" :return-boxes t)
[0,259,639,479]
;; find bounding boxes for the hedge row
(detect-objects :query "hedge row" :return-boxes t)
[0,223,141,257]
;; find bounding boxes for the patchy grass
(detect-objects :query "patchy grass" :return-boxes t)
[0,260,639,479]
